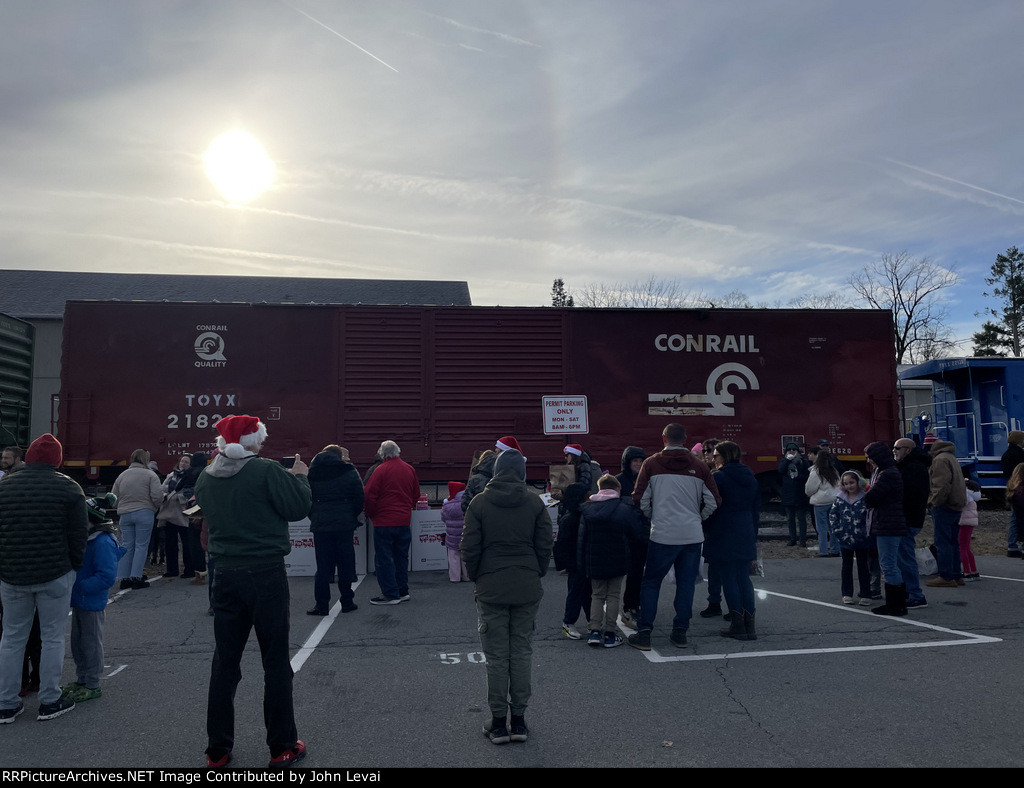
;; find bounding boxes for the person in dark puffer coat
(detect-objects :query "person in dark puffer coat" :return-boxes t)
[894,438,930,608]
[702,441,760,641]
[462,450,497,515]
[864,441,908,616]
[553,482,592,640]
[616,446,649,627]
[306,446,364,615]
[577,475,648,647]
[0,433,88,722]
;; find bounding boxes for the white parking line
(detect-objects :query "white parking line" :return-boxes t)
[622,586,1001,663]
[291,574,366,674]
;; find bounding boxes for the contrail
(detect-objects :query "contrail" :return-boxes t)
[884,157,1024,206]
[282,1,399,73]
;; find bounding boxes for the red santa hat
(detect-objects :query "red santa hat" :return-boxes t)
[216,415,267,459]
[447,481,466,501]
[495,435,525,460]
[564,443,583,456]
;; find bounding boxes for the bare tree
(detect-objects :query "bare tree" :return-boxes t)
[574,275,711,308]
[847,251,959,364]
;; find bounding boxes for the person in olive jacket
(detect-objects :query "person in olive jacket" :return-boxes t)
[306,445,364,616]
[0,433,88,723]
[462,449,552,747]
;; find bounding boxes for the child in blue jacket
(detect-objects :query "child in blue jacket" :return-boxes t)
[64,493,125,703]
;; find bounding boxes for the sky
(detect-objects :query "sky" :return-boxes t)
[1,0,1022,350]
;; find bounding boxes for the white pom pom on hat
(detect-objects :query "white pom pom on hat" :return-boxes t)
[216,415,267,459]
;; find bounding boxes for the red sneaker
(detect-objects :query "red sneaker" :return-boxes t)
[206,750,232,768]
[268,741,306,768]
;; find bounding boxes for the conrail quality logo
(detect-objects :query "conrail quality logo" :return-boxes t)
[194,325,227,368]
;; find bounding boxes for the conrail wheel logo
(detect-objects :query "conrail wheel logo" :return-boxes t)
[194,332,226,366]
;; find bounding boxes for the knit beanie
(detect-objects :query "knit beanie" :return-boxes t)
[26,433,62,467]
[494,449,526,481]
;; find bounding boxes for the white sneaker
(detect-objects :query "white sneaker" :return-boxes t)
[561,623,582,640]
[842,596,855,605]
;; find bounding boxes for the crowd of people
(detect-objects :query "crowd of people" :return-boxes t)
[1,419,1023,764]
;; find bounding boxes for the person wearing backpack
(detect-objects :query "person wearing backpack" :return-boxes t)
[829,471,872,605]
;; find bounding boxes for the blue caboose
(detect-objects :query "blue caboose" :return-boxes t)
[899,357,1024,490]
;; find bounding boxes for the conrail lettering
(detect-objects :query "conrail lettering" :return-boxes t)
[654,334,760,353]
[196,324,228,331]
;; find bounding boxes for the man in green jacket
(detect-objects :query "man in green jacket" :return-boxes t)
[462,449,552,746]
[926,439,967,588]
[195,415,312,769]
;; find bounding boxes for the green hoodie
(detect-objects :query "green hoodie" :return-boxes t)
[461,468,553,605]
[195,454,312,567]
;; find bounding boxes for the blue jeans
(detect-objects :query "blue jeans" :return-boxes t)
[705,560,722,606]
[716,560,755,614]
[0,571,75,707]
[898,528,925,602]
[1009,510,1020,550]
[876,535,903,586]
[813,505,840,555]
[931,506,962,581]
[373,526,411,600]
[638,541,703,632]
[117,509,155,580]
[313,530,356,610]
[207,562,296,757]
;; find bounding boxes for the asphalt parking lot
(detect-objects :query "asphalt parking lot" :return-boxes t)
[3,553,1023,769]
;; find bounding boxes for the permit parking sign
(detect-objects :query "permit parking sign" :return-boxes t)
[542,395,589,435]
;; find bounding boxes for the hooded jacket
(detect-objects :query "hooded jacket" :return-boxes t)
[0,463,89,585]
[928,441,967,511]
[195,454,312,567]
[863,442,907,537]
[461,467,553,605]
[71,523,126,611]
[701,461,759,563]
[828,487,870,550]
[553,482,589,573]
[307,451,364,534]
[462,451,497,514]
[633,447,721,546]
[897,445,932,529]
[615,446,647,500]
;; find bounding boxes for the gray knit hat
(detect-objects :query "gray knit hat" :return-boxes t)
[493,449,526,481]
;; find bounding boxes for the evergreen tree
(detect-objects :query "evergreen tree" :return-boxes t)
[551,278,574,307]
[977,246,1024,357]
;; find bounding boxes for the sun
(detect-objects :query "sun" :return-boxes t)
[203,130,274,203]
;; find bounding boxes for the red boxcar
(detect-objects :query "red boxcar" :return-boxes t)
[58,302,897,490]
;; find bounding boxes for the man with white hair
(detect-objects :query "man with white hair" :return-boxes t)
[364,440,420,605]
[194,415,312,768]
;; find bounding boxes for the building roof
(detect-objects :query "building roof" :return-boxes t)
[0,269,472,318]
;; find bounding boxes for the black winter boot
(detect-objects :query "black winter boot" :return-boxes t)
[720,610,747,640]
[872,583,907,616]
[743,610,757,640]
